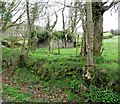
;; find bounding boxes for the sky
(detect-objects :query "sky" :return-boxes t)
[103,9,118,31]
[54,10,118,32]
[3,0,118,32]
[54,6,118,32]
[47,0,119,32]
[10,0,117,32]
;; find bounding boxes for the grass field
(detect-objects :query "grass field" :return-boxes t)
[1,36,120,103]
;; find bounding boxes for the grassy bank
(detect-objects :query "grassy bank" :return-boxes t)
[2,36,120,103]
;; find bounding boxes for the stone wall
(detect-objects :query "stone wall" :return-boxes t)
[38,40,74,48]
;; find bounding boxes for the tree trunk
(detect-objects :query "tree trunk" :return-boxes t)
[57,39,60,55]
[80,32,87,56]
[84,0,95,85]
[64,39,67,48]
[78,2,87,56]
[52,37,54,53]
[62,39,64,48]
[11,40,15,49]
[80,1,118,58]
[18,0,31,67]
[76,34,79,55]
[21,35,26,53]
[93,13,103,57]
[86,1,94,62]
[92,0,118,57]
[48,37,51,53]
[26,0,32,56]
[92,1,104,57]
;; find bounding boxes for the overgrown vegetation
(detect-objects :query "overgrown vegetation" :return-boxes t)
[2,36,120,103]
[1,0,119,103]
[84,85,120,103]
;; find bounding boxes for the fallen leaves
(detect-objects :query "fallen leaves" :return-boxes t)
[2,68,67,102]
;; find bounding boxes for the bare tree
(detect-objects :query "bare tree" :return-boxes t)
[78,2,87,56]
[45,11,58,53]
[78,0,120,57]
[25,0,32,55]
[0,0,26,33]
[92,0,120,57]
[70,1,80,33]
[73,0,81,55]
[18,0,40,67]
[62,0,67,48]
[0,0,26,68]
[62,0,66,32]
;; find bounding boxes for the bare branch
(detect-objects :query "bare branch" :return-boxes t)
[103,0,120,12]
[102,0,110,5]
[55,1,79,8]
[11,0,22,13]
[62,0,66,31]
[50,11,58,30]
[2,21,25,32]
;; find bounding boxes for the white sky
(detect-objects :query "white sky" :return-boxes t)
[5,0,118,32]
[103,9,118,31]
[54,6,118,32]
[46,0,119,32]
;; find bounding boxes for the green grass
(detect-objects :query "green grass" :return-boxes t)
[11,68,40,84]
[2,36,119,102]
[26,47,85,81]
[2,47,20,63]
[64,90,81,102]
[2,84,31,102]
[78,32,113,39]
[27,36,118,81]
[96,37,118,81]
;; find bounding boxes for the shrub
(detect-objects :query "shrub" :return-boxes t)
[52,31,63,39]
[84,85,120,103]
[103,33,113,39]
[36,30,49,42]
[69,80,81,92]
[110,29,120,36]
[53,30,75,42]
